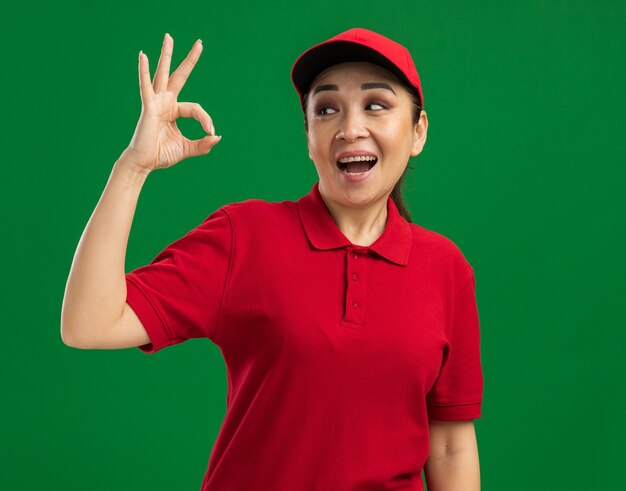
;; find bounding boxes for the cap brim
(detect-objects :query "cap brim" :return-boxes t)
[291,41,415,103]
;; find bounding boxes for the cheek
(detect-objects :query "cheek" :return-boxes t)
[306,133,326,162]
[307,126,332,151]
[383,122,414,151]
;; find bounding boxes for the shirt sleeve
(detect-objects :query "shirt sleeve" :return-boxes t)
[124,207,233,354]
[426,272,484,421]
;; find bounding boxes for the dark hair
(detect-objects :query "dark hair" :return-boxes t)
[301,70,423,223]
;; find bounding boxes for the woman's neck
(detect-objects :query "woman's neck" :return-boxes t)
[318,188,389,247]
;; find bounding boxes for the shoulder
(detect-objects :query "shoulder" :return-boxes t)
[408,222,474,286]
[219,195,296,219]
[213,195,299,235]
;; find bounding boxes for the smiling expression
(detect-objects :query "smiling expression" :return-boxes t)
[304,61,427,207]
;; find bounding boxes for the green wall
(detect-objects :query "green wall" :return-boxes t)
[1,1,624,489]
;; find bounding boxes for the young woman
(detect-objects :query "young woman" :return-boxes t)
[62,27,483,491]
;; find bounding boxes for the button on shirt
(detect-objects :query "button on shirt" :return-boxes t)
[125,181,484,491]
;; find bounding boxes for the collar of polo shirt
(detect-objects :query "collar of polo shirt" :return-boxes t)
[296,182,412,266]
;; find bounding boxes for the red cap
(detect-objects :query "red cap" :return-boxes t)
[291,27,424,112]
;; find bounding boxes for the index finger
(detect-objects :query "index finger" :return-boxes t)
[167,39,203,96]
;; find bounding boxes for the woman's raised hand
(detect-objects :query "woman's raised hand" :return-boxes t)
[120,33,221,173]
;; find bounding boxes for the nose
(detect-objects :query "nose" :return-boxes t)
[335,107,369,142]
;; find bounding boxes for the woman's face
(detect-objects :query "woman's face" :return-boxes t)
[305,61,427,208]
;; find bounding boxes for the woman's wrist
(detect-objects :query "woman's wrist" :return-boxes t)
[112,154,151,186]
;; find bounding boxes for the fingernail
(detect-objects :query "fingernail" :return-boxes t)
[198,39,203,45]
[165,33,169,40]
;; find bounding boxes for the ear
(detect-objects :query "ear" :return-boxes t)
[410,109,428,157]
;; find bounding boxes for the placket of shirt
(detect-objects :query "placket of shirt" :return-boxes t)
[340,246,370,330]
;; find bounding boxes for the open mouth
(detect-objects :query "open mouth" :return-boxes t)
[336,156,378,174]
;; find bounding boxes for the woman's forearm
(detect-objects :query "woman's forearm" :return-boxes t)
[60,156,150,346]
[423,446,481,491]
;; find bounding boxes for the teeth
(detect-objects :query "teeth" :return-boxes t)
[337,155,377,163]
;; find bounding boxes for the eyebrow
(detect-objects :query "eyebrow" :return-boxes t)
[312,82,397,96]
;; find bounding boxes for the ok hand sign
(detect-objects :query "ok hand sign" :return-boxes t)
[121,33,221,174]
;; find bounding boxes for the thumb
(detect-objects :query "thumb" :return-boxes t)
[185,134,222,158]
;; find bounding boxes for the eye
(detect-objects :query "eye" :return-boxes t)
[316,105,337,116]
[366,102,387,111]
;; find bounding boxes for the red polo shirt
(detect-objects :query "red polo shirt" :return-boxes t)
[125,181,484,490]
